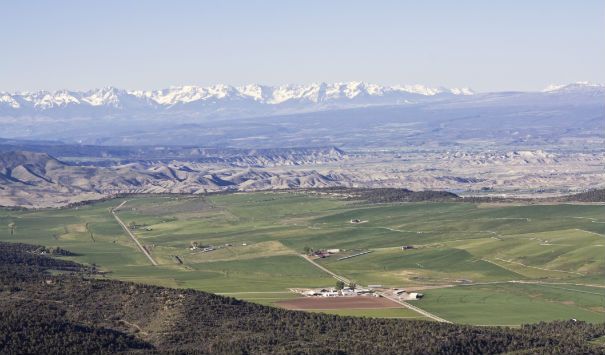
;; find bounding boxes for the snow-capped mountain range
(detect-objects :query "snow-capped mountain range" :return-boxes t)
[0,81,602,147]
[1,81,602,117]
[2,81,602,116]
[0,82,476,112]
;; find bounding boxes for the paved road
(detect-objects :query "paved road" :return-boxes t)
[300,254,450,323]
[112,201,158,266]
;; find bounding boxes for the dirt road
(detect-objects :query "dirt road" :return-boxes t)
[112,201,158,266]
[301,255,351,284]
[299,254,450,323]
[375,291,451,323]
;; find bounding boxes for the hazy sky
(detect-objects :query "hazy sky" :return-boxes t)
[2,0,604,92]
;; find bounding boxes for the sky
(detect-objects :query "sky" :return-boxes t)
[1,0,604,92]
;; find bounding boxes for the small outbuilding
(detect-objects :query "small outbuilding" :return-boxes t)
[304,290,321,296]
[321,291,339,297]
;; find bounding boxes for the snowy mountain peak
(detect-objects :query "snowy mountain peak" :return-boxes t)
[449,87,475,96]
[81,86,124,107]
[542,81,605,93]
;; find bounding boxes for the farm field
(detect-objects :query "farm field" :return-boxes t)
[1,192,603,325]
[418,283,605,325]
[276,295,402,310]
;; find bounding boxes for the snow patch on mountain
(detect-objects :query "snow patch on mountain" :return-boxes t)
[542,81,605,94]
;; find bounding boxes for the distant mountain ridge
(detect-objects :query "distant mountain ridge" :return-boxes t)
[2,82,602,115]
[0,81,602,148]
[0,149,354,207]
[0,82,475,113]
[1,146,603,208]
[541,81,605,95]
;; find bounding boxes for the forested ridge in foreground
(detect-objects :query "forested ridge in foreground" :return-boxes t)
[1,241,604,354]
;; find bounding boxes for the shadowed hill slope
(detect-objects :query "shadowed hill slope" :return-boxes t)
[1,241,604,354]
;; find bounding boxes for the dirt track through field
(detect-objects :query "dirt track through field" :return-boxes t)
[112,200,158,266]
[301,255,351,284]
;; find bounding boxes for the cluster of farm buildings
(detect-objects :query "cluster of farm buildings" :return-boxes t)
[309,248,341,258]
[298,286,424,300]
[189,241,248,252]
[301,287,377,297]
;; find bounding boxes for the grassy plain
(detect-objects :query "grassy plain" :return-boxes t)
[418,283,605,325]
[0,192,603,324]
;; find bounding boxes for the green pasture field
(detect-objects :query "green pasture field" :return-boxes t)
[0,192,603,325]
[419,283,605,325]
